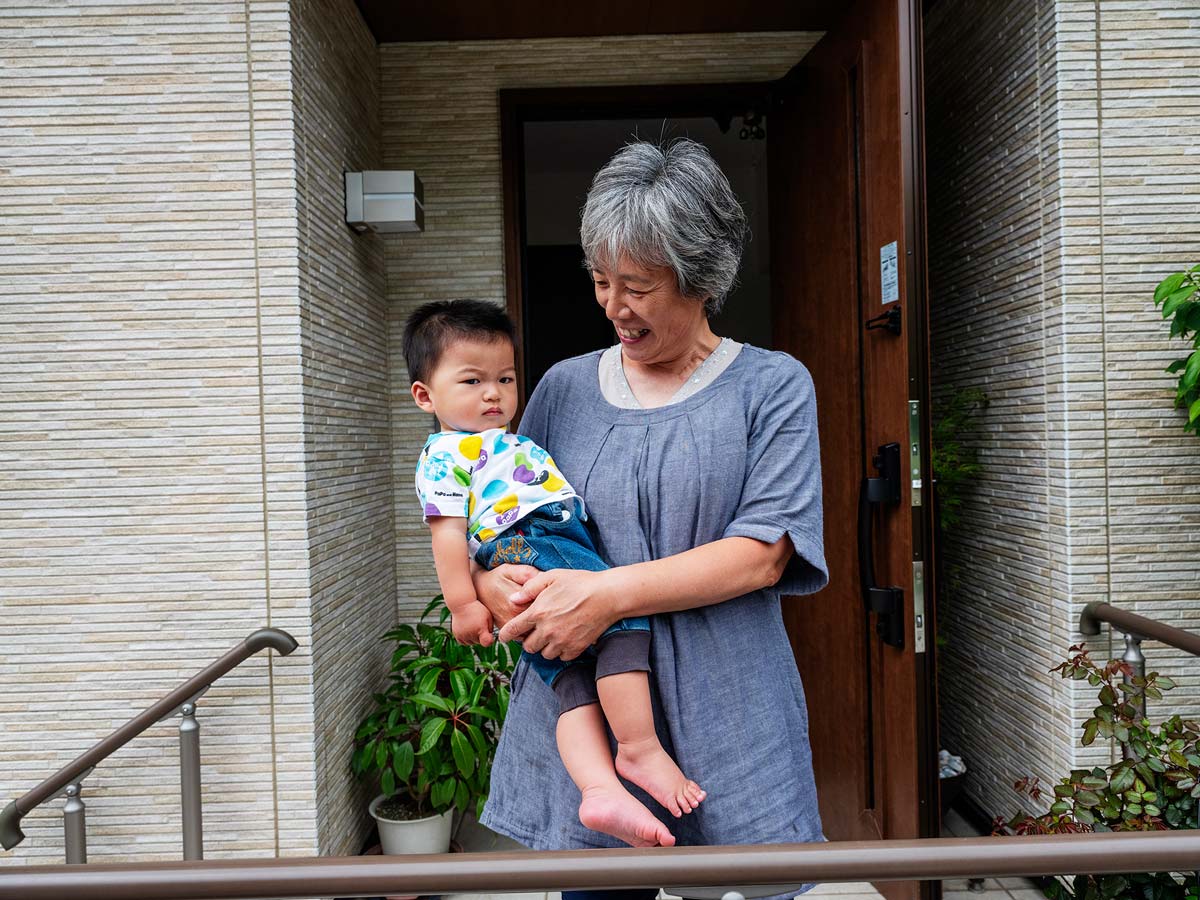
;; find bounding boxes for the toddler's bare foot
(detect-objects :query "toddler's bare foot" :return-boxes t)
[578,784,676,848]
[615,737,706,818]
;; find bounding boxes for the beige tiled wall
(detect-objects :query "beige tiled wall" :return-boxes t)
[1083,0,1200,712]
[927,0,1200,821]
[0,0,317,863]
[378,31,821,615]
[291,0,397,858]
[0,0,394,866]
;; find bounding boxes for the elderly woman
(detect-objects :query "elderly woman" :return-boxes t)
[475,139,828,898]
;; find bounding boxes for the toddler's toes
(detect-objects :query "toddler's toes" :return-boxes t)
[684,781,706,809]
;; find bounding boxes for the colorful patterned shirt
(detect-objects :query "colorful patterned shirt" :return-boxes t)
[415,428,581,551]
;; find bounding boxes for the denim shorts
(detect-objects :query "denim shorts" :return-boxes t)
[474,501,650,689]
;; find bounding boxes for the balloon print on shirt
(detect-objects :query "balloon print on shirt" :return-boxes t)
[494,493,520,525]
[458,435,483,461]
[481,479,508,501]
[512,451,553,487]
[423,451,453,481]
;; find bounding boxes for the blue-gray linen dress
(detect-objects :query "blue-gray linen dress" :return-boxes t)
[480,344,830,857]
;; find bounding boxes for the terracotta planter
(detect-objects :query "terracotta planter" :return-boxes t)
[368,795,453,855]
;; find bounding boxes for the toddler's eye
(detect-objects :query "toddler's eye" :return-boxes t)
[463,378,480,385]
[500,377,515,384]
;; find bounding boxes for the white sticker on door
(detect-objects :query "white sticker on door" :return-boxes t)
[880,241,899,305]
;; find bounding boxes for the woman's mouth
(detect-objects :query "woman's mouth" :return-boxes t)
[617,327,649,343]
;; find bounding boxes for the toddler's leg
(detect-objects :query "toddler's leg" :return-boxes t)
[595,634,706,818]
[557,701,676,848]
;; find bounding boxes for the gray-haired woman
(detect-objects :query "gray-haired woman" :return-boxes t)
[473,139,829,900]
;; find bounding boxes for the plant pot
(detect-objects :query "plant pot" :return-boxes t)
[368,795,453,855]
[939,772,966,815]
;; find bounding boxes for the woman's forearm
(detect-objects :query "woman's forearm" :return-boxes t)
[606,535,792,619]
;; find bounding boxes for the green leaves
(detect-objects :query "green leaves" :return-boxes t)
[1154,272,1188,304]
[1161,287,1196,318]
[451,728,475,776]
[1008,645,1200,897]
[1153,267,1200,439]
[349,595,518,817]
[393,742,414,781]
[418,716,447,754]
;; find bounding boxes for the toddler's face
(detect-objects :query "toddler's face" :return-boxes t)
[412,338,518,433]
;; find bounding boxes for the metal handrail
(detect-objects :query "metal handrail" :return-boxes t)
[1080,602,1200,657]
[0,627,297,856]
[3,831,1200,900]
[1080,600,1200,732]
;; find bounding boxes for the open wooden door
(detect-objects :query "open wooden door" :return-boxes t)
[769,0,939,897]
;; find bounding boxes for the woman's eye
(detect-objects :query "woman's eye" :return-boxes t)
[593,280,609,289]
[627,290,646,298]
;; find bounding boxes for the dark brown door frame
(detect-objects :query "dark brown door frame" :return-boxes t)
[900,0,941,853]
[763,1,939,894]
[499,83,771,408]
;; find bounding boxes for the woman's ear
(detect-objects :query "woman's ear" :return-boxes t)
[411,381,435,414]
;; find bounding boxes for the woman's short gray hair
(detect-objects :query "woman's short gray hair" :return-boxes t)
[580,139,748,316]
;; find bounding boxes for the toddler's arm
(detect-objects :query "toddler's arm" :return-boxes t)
[429,517,494,645]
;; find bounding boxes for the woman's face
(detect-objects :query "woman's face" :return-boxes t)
[591,256,709,366]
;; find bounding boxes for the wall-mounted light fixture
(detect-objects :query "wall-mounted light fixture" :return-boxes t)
[344,171,424,233]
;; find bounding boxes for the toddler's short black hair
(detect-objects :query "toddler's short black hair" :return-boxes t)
[402,299,516,384]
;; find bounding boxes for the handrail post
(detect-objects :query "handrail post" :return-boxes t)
[179,701,202,861]
[1122,631,1146,705]
[62,782,86,864]
[1120,631,1146,761]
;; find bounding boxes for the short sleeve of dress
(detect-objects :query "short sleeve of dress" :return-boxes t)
[722,353,829,596]
[415,433,471,520]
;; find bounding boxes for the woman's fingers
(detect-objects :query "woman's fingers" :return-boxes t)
[509,569,553,605]
[498,605,537,643]
[474,564,541,626]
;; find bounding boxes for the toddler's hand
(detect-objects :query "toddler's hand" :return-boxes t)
[451,602,494,647]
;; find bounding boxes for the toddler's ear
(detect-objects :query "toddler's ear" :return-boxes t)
[411,381,435,414]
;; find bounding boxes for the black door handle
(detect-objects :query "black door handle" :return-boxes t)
[858,442,905,648]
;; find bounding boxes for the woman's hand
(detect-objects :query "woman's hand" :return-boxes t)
[498,569,617,660]
[471,563,539,628]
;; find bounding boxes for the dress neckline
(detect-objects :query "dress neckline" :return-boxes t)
[599,337,742,410]
[589,340,753,423]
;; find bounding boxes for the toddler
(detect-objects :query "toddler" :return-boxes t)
[403,299,704,848]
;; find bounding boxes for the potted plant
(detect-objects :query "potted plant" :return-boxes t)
[1000,645,1200,899]
[351,596,520,854]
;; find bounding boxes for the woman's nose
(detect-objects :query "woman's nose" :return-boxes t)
[600,290,628,320]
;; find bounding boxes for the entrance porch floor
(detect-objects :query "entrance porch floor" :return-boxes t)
[444,809,1043,900]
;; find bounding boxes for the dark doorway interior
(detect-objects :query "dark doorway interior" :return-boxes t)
[520,116,772,397]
